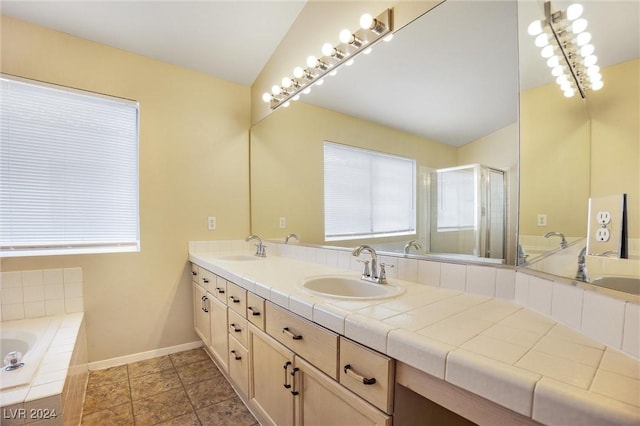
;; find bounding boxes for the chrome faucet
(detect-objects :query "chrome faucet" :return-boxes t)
[544,231,568,249]
[246,235,267,257]
[285,233,300,244]
[404,240,422,254]
[575,246,589,282]
[352,245,392,284]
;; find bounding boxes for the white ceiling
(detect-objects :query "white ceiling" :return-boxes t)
[2,1,638,146]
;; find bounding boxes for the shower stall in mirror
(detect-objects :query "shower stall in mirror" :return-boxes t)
[419,164,506,260]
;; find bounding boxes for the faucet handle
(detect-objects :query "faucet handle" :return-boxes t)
[356,259,370,277]
[378,263,394,283]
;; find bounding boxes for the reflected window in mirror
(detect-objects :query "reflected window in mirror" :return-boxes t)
[323,141,416,241]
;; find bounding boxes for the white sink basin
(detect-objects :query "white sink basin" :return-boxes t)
[300,275,405,300]
[216,254,260,262]
[590,276,640,295]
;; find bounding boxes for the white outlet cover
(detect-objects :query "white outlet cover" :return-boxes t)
[597,211,611,225]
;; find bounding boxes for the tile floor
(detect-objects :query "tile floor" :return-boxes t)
[81,348,258,425]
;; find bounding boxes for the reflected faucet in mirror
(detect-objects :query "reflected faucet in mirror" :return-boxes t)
[285,233,300,244]
[246,234,267,257]
[576,246,589,282]
[544,231,568,249]
[404,240,422,254]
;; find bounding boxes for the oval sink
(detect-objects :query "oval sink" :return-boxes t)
[216,254,259,262]
[590,276,640,295]
[300,275,405,300]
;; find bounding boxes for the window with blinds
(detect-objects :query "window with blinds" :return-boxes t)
[324,141,416,241]
[0,75,139,257]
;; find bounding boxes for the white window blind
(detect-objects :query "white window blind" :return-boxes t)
[436,168,476,231]
[324,141,416,241]
[0,76,139,257]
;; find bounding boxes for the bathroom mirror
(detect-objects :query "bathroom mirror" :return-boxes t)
[250,0,520,264]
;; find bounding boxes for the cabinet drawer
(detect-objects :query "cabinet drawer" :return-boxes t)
[339,337,395,414]
[265,301,338,380]
[228,309,249,349]
[246,293,265,330]
[227,281,247,317]
[228,335,249,396]
[213,276,227,303]
[199,268,216,293]
[191,263,199,283]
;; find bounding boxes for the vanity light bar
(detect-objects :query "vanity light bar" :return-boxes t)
[263,8,394,110]
[528,1,602,98]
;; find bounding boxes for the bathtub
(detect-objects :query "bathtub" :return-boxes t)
[0,314,87,425]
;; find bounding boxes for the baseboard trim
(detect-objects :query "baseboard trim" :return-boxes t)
[88,340,203,371]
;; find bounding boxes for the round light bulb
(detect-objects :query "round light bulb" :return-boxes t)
[564,88,575,97]
[589,73,602,83]
[282,77,292,88]
[572,18,588,34]
[306,55,318,68]
[556,75,569,85]
[584,54,598,67]
[552,65,564,77]
[322,43,334,57]
[262,93,271,103]
[541,45,555,58]
[292,94,300,101]
[302,87,311,95]
[329,69,338,77]
[383,33,394,42]
[546,56,560,68]
[567,4,583,20]
[339,29,353,44]
[345,59,355,66]
[591,80,604,91]
[360,13,374,30]
[293,67,304,79]
[283,101,290,108]
[580,44,595,57]
[560,81,572,91]
[535,33,549,47]
[576,32,591,46]
[528,20,543,36]
[363,47,372,55]
[271,85,281,95]
[315,78,324,86]
[587,65,600,76]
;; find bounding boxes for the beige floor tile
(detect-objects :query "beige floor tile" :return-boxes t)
[155,411,202,426]
[185,376,237,410]
[132,388,193,425]
[130,368,183,401]
[82,380,131,414]
[128,355,174,378]
[176,358,221,386]
[86,365,128,389]
[196,397,257,426]
[170,348,210,366]
[81,402,133,425]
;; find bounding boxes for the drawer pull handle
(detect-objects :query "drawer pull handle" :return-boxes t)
[229,296,241,304]
[344,364,376,385]
[291,367,300,395]
[216,287,225,294]
[191,271,197,276]
[283,361,292,389]
[282,327,303,340]
[203,278,210,283]
[230,323,241,333]
[247,306,261,316]
[230,350,242,361]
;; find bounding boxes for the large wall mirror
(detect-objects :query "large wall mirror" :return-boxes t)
[250,0,520,265]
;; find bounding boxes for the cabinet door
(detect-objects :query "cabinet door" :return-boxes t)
[193,283,210,346]
[249,325,295,426]
[228,334,249,397]
[294,357,392,426]
[208,295,228,373]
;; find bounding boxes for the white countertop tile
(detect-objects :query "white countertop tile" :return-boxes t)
[590,369,640,408]
[516,350,597,389]
[460,334,529,364]
[599,348,640,380]
[387,329,452,379]
[344,313,396,354]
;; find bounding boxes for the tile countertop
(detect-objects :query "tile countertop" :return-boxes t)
[189,251,640,426]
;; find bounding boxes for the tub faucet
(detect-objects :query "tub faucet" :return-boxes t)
[285,233,300,244]
[544,231,568,249]
[246,235,266,257]
[404,240,422,254]
[575,246,589,282]
[352,245,392,284]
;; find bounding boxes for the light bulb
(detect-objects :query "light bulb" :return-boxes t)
[283,101,290,108]
[262,93,271,103]
[552,65,564,77]
[589,73,602,83]
[322,43,334,57]
[329,69,338,77]
[293,67,304,79]
[271,85,281,95]
[576,32,591,46]
[302,87,311,95]
[587,65,600,76]
[541,45,555,58]
[339,29,353,44]
[528,20,543,36]
[560,81,572,91]
[591,80,604,90]
[535,33,549,47]
[580,44,595,57]
[292,94,300,101]
[566,4,583,20]
[383,33,394,42]
[564,88,575,97]
[282,77,292,88]
[306,55,318,68]
[572,18,588,34]
[556,75,569,85]
[546,56,560,68]
[584,54,598,67]
[360,13,374,30]
[363,47,372,55]
[345,59,354,66]
[316,78,324,86]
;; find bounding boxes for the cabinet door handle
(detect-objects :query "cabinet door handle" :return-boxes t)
[343,364,376,385]
[291,367,300,395]
[203,278,210,283]
[247,306,261,316]
[202,296,209,313]
[282,327,303,340]
[191,271,197,276]
[230,350,242,361]
[216,287,225,294]
[229,323,241,333]
[283,361,292,389]
[229,296,241,304]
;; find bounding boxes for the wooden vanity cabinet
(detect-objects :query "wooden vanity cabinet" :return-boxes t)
[193,283,210,347]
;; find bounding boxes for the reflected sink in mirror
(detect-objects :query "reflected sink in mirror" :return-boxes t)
[215,254,261,262]
[590,276,640,296]
[300,275,406,300]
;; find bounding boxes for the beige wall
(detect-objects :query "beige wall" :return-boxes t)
[250,101,457,244]
[0,16,251,363]
[588,59,639,238]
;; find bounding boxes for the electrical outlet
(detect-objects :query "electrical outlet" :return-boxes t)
[537,214,547,227]
[279,217,286,229]
[208,216,216,230]
[596,227,610,242]
[597,211,611,225]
